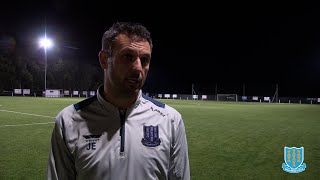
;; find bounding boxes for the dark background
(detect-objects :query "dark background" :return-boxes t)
[1,1,320,97]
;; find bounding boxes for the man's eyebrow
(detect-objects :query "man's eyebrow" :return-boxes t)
[142,53,151,58]
[119,47,135,53]
[120,47,151,56]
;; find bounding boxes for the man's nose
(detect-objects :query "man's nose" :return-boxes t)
[132,57,143,71]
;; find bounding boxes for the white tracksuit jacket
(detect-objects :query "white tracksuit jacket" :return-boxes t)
[47,86,190,180]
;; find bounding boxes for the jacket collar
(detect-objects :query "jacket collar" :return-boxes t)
[96,85,141,113]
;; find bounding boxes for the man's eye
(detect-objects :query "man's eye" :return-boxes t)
[140,57,150,65]
[123,54,134,61]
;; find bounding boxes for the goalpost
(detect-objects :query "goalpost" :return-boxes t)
[217,94,238,102]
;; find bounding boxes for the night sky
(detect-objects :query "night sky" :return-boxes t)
[1,1,320,97]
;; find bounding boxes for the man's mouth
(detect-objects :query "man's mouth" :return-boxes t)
[127,78,140,84]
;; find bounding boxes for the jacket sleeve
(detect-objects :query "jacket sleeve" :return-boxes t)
[47,116,76,180]
[169,118,190,180]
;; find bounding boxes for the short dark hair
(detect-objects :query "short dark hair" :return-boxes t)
[102,22,153,56]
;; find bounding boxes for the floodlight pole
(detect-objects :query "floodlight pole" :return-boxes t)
[215,83,218,101]
[192,84,194,95]
[39,35,52,97]
[243,83,245,96]
[44,47,47,94]
[276,84,279,103]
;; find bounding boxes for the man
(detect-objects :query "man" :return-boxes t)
[47,22,190,180]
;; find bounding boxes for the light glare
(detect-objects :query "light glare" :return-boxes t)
[39,38,53,49]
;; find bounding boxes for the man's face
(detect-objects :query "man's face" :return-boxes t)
[107,34,151,95]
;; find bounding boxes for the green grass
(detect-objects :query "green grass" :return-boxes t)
[0,97,319,179]
[0,97,81,180]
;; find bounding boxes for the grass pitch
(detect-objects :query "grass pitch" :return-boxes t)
[0,96,319,179]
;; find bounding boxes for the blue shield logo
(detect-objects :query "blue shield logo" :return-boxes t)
[141,125,161,147]
[282,146,306,173]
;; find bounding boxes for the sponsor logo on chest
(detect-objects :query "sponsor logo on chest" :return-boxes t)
[150,107,166,117]
[83,134,102,150]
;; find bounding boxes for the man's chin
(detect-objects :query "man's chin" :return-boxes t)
[122,81,143,94]
[124,85,141,94]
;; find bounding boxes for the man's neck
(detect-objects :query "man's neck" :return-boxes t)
[103,87,139,109]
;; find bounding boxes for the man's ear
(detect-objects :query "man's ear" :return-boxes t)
[99,51,108,69]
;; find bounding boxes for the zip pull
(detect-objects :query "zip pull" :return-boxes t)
[119,109,127,156]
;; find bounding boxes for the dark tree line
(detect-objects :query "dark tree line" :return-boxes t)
[0,37,103,94]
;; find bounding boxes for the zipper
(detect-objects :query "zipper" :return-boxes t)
[119,109,127,156]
